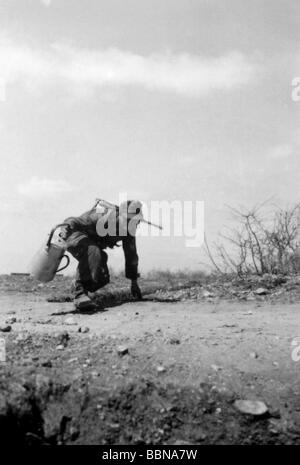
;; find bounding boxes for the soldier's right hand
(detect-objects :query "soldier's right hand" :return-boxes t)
[131,280,142,300]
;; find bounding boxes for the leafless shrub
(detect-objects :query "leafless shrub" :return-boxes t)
[205,202,300,276]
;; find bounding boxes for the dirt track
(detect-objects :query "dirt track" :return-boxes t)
[1,276,300,444]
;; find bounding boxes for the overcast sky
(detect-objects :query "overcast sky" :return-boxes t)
[0,0,299,274]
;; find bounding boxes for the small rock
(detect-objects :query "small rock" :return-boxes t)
[255,287,268,295]
[0,325,12,333]
[109,423,120,430]
[234,399,268,416]
[56,344,64,350]
[272,361,279,367]
[156,365,166,373]
[42,360,52,368]
[5,317,17,324]
[117,345,129,356]
[78,326,90,333]
[249,352,259,359]
[168,337,181,345]
[203,290,213,298]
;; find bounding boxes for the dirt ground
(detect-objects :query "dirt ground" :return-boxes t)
[0,274,300,445]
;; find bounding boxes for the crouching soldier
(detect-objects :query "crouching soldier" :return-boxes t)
[61,200,143,311]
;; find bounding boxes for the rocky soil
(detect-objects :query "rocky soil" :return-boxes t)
[0,273,300,445]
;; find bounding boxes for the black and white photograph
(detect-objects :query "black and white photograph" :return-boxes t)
[0,0,300,452]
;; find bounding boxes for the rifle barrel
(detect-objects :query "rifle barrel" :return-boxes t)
[95,198,163,230]
[141,219,163,230]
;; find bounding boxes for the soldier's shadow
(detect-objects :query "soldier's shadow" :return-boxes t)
[49,292,180,316]
[84,295,180,315]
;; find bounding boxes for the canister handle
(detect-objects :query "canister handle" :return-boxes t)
[57,254,70,273]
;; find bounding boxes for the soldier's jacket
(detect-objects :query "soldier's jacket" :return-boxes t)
[62,207,139,280]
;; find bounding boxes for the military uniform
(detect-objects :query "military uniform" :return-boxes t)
[63,204,140,301]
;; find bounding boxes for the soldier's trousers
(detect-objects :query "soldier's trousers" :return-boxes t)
[67,236,110,298]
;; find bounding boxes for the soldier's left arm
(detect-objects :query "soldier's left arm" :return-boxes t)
[122,236,142,299]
